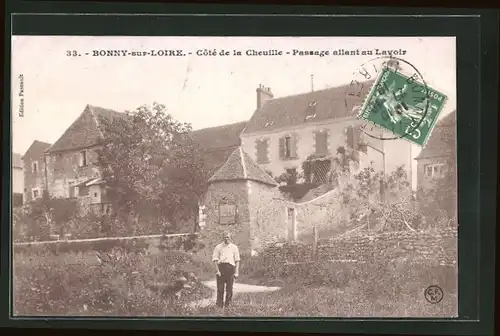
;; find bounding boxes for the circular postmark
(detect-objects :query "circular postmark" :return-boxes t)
[345,56,431,141]
[424,285,444,304]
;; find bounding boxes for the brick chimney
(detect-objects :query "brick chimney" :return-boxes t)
[256,84,274,110]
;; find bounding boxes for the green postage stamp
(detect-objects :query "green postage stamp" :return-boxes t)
[358,67,447,147]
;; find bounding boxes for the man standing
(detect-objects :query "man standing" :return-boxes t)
[212,232,240,308]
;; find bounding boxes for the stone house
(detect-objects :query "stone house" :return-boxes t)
[240,83,414,185]
[415,110,456,190]
[43,104,128,213]
[12,153,24,207]
[21,140,52,203]
[188,121,248,229]
[199,146,285,256]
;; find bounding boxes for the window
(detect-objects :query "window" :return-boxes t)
[285,136,292,157]
[219,201,237,225]
[345,125,365,152]
[279,134,298,160]
[32,161,38,173]
[78,186,89,197]
[425,163,445,178]
[32,189,39,199]
[78,151,87,167]
[54,153,64,172]
[68,181,76,198]
[315,131,328,155]
[256,139,269,164]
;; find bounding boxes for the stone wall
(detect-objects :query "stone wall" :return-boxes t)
[267,187,351,244]
[13,233,197,255]
[23,154,47,203]
[198,181,252,259]
[249,181,287,252]
[265,228,457,267]
[240,118,412,185]
[294,188,350,241]
[46,147,101,198]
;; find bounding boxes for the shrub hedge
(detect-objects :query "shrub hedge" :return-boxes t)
[13,247,214,316]
[239,240,457,298]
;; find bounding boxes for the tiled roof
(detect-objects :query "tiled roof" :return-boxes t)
[242,80,374,134]
[22,140,52,160]
[200,146,240,180]
[189,121,247,151]
[12,153,22,168]
[416,110,457,160]
[74,177,105,187]
[208,147,278,186]
[189,121,247,179]
[46,105,128,153]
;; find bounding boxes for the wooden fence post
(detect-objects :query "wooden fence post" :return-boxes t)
[312,226,318,260]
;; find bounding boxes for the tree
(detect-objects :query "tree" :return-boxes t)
[416,125,457,229]
[96,102,208,234]
[18,191,79,241]
[339,164,420,233]
[417,157,457,229]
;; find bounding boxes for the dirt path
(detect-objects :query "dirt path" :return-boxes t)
[188,279,281,309]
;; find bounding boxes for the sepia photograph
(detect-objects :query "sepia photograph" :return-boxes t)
[11,35,457,318]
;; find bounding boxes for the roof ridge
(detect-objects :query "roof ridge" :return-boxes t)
[208,146,277,186]
[87,105,105,139]
[87,104,126,113]
[243,79,375,134]
[265,80,374,103]
[191,120,247,132]
[239,147,248,179]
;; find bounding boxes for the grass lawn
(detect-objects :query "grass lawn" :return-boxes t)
[184,283,458,317]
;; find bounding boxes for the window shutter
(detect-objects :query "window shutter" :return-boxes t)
[313,132,319,154]
[255,139,262,163]
[315,131,328,155]
[291,134,298,159]
[279,137,285,159]
[256,139,269,164]
[263,139,269,162]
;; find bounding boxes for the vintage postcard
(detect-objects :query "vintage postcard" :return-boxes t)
[11,36,457,318]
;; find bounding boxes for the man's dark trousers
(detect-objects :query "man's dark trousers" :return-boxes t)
[216,262,235,308]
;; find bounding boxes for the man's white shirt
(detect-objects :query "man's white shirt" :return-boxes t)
[212,242,240,267]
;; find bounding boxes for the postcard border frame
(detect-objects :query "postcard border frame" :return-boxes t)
[2,3,498,335]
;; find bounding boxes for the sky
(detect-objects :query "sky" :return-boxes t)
[11,36,456,188]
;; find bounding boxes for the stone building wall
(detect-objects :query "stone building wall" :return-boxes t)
[248,181,287,253]
[45,147,101,198]
[198,181,252,259]
[23,154,47,203]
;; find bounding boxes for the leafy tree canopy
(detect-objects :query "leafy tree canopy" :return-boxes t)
[96,103,208,231]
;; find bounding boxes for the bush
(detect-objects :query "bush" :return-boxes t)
[239,231,457,296]
[14,195,81,241]
[13,248,214,316]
